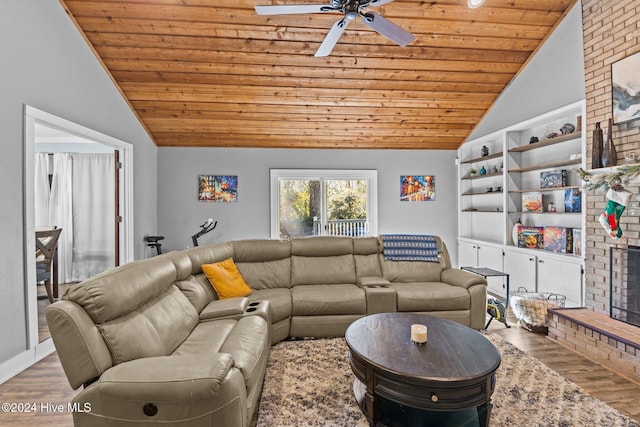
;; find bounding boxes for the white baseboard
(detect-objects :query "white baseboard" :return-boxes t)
[0,339,55,385]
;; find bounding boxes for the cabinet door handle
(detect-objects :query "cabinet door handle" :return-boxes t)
[538,259,544,264]
[529,258,535,261]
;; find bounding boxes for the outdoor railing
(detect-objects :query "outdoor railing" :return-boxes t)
[313,218,370,237]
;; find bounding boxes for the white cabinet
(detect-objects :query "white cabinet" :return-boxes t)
[537,255,583,307]
[458,240,480,268]
[503,249,536,292]
[502,247,583,307]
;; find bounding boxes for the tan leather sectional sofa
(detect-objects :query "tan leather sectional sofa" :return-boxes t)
[46,235,487,427]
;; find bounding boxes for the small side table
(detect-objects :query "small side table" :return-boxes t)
[461,266,510,329]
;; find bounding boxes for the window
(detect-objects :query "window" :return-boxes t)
[270,169,378,239]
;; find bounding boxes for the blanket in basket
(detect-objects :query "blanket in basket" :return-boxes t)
[381,234,439,262]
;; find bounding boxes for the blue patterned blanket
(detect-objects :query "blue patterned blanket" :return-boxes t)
[381,234,440,262]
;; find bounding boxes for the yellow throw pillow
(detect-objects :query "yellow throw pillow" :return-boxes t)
[202,258,253,299]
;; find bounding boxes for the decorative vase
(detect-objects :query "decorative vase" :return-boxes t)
[512,218,522,246]
[479,166,487,175]
[601,118,617,167]
[591,122,603,169]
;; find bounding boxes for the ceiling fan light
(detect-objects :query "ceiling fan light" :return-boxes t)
[467,0,485,9]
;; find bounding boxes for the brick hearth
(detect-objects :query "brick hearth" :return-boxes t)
[548,308,640,384]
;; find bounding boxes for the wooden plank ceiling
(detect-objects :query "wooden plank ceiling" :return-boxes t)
[59,0,576,149]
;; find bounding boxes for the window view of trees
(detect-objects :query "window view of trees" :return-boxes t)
[278,179,368,239]
[279,179,320,238]
[326,180,368,220]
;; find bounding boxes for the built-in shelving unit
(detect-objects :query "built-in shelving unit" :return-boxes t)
[457,101,587,307]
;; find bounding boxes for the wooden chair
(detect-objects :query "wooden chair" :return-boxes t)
[36,228,62,303]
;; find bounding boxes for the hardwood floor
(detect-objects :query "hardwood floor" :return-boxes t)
[0,352,79,426]
[487,314,640,423]
[1,311,638,426]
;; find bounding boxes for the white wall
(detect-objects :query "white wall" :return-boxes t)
[157,147,459,263]
[0,1,157,366]
[466,2,585,141]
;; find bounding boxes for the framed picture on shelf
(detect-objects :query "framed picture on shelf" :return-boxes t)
[400,175,435,202]
[198,175,238,202]
[612,50,640,124]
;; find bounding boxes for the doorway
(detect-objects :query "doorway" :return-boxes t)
[34,124,119,342]
[23,106,134,365]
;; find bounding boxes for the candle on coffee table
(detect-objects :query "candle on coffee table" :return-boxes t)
[411,324,427,344]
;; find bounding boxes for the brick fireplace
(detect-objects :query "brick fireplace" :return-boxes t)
[582,0,640,315]
[610,246,640,327]
[546,0,640,384]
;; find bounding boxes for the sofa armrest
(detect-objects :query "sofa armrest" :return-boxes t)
[441,268,487,289]
[97,354,236,401]
[200,297,250,321]
[75,354,249,425]
[46,300,113,390]
[356,276,391,288]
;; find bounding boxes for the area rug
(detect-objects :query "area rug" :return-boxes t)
[256,335,639,426]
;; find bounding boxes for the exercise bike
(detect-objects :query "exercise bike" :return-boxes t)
[191,218,217,247]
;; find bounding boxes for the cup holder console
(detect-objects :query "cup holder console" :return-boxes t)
[246,301,261,313]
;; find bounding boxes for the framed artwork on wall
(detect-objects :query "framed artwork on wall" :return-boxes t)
[612,50,640,124]
[198,175,238,202]
[400,175,435,202]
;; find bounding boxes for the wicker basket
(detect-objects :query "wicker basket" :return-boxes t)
[509,287,566,334]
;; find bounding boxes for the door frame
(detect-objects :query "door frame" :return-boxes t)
[12,105,134,380]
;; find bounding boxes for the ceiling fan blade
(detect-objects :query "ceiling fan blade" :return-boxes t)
[315,18,350,57]
[369,0,397,6]
[255,4,330,15]
[361,12,415,47]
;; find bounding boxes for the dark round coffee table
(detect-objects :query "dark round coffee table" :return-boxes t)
[345,313,501,427]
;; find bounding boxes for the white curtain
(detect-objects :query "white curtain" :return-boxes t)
[34,153,50,227]
[70,153,115,281]
[49,153,74,284]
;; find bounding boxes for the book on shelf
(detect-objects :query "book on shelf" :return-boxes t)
[522,194,543,212]
[543,226,573,254]
[573,229,582,256]
[564,188,581,212]
[540,170,567,188]
[517,226,544,249]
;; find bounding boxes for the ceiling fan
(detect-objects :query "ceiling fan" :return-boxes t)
[255,0,416,57]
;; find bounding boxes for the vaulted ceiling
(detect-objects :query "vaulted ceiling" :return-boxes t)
[59,0,577,149]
